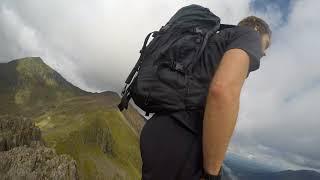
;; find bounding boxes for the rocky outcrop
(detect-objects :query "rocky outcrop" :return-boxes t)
[0,115,42,151]
[0,115,79,180]
[0,143,78,180]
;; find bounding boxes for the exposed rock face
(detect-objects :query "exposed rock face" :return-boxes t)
[0,143,78,180]
[0,115,79,180]
[95,126,115,155]
[0,115,42,151]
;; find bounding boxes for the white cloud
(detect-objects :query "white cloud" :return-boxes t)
[0,0,319,172]
[0,0,251,92]
[232,0,320,171]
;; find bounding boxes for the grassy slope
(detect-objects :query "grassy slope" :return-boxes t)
[0,57,144,180]
[35,94,142,180]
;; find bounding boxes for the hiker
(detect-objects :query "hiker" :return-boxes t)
[118,4,271,180]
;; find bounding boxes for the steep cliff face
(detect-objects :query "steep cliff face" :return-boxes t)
[0,115,79,180]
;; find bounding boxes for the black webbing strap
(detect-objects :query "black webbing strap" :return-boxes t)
[185,24,236,72]
[197,24,236,61]
[118,31,157,112]
[199,24,236,60]
[124,31,157,85]
[219,24,236,31]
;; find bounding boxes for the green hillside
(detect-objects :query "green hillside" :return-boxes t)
[0,57,144,179]
[0,57,87,116]
[35,94,142,179]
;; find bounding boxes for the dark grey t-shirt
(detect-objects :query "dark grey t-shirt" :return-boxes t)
[170,26,264,133]
[207,26,263,78]
[208,25,263,76]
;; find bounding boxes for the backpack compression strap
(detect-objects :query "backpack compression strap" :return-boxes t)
[219,24,236,30]
[118,31,158,112]
[185,24,236,71]
[124,31,158,85]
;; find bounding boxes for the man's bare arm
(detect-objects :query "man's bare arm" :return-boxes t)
[202,49,250,175]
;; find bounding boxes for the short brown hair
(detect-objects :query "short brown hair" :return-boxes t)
[238,16,272,37]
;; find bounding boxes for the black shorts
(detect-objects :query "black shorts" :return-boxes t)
[140,111,204,180]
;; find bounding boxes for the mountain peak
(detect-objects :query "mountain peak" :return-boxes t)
[13,56,43,61]
[9,57,44,65]
[0,57,87,115]
[13,57,53,75]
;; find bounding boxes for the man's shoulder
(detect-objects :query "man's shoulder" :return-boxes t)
[219,26,259,40]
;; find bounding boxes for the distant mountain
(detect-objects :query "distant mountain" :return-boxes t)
[222,153,320,180]
[0,57,145,179]
[0,57,87,116]
[238,170,320,180]
[224,152,279,176]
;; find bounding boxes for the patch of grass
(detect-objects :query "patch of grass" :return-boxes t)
[35,98,142,180]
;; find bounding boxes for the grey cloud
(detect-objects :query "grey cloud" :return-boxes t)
[0,0,251,92]
[0,0,319,172]
[232,0,320,171]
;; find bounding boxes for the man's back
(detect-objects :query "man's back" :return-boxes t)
[167,26,263,135]
[138,7,271,180]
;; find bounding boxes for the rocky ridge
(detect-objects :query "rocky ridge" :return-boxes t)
[0,115,78,180]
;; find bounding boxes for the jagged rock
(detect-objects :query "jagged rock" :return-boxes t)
[0,143,78,180]
[0,115,42,151]
[0,115,79,180]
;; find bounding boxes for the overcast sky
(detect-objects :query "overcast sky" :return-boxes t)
[0,0,319,172]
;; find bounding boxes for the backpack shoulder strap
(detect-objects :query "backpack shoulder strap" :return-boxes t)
[219,24,236,31]
[118,31,157,112]
[185,24,236,72]
[124,31,158,85]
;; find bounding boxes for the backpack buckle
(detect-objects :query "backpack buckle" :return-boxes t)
[118,90,131,111]
[194,27,204,35]
[160,24,171,32]
[170,61,185,74]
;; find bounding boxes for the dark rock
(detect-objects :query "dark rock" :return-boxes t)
[0,115,79,180]
[0,115,42,151]
[0,142,78,180]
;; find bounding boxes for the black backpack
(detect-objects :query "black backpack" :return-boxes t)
[118,4,235,116]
